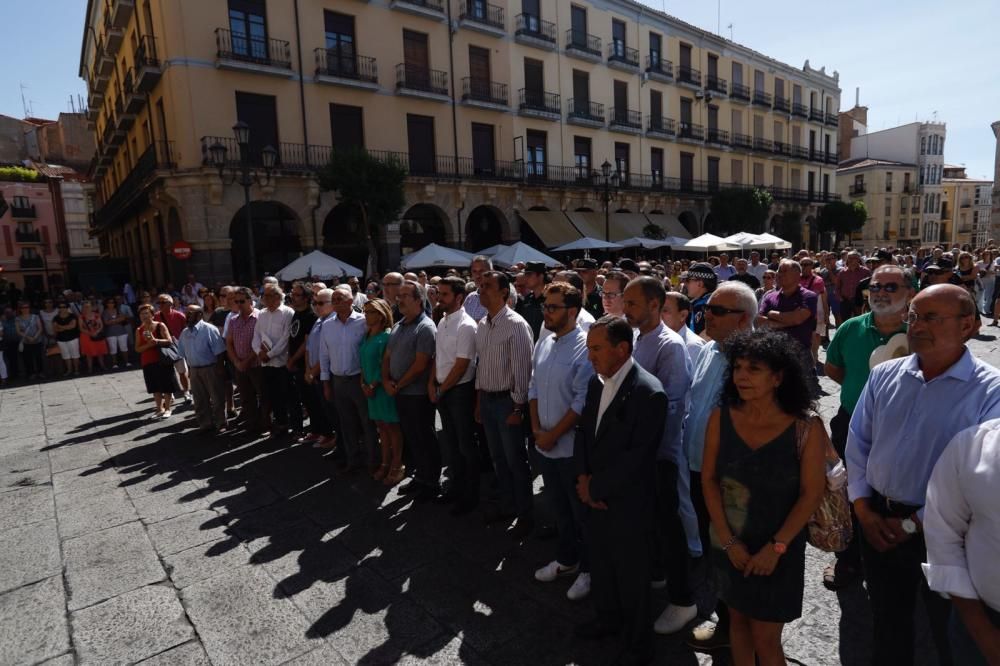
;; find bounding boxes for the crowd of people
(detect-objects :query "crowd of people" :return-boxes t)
[2,240,1000,665]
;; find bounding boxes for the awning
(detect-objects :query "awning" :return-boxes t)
[565,211,608,240]
[643,213,692,239]
[517,211,582,248]
[610,213,654,240]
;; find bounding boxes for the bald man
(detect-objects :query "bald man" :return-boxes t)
[847,284,1000,666]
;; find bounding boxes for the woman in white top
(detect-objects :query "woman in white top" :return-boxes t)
[974,250,996,319]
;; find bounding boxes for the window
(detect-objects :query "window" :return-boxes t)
[650,147,664,186]
[649,89,663,126]
[731,61,743,84]
[920,136,926,155]
[12,195,30,208]
[526,130,546,176]
[790,168,801,189]
[731,159,743,184]
[330,104,364,150]
[753,163,764,186]
[920,167,925,185]
[324,11,356,77]
[648,32,661,63]
[235,91,279,163]
[823,173,830,198]
[911,219,919,236]
[471,123,495,174]
[574,136,591,179]
[572,69,589,106]
[885,172,893,192]
[885,198,892,217]
[792,84,802,105]
[614,142,629,181]
[899,219,906,235]
[228,0,267,60]
[707,157,720,191]
[754,69,765,93]
[611,19,626,57]
[772,165,783,188]
[522,0,541,27]
[570,6,587,45]
[406,114,436,174]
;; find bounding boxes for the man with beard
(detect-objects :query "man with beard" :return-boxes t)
[822,264,911,591]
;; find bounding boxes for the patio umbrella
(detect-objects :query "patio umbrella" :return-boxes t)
[551,237,624,257]
[475,244,509,257]
[616,236,690,249]
[399,243,475,270]
[274,250,363,280]
[749,233,793,250]
[491,241,561,268]
[724,232,764,256]
[679,233,742,253]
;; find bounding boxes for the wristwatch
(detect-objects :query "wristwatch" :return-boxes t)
[771,539,788,555]
[901,517,918,535]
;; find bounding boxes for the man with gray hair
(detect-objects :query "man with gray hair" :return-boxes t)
[463,255,492,321]
[253,284,296,436]
[757,259,818,356]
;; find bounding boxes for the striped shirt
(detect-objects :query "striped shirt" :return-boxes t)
[474,305,534,404]
[226,309,259,362]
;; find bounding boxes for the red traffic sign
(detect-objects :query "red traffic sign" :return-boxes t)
[171,241,193,261]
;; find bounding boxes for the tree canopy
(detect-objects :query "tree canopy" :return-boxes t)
[818,200,868,245]
[707,187,774,235]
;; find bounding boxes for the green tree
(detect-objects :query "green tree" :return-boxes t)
[316,149,407,275]
[708,187,774,235]
[642,222,665,239]
[818,200,868,247]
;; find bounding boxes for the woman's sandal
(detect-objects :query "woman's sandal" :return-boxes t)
[373,463,389,481]
[384,465,405,486]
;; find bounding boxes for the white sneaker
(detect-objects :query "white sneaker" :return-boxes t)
[654,603,698,635]
[183,392,192,402]
[161,409,173,418]
[566,572,591,601]
[534,560,579,583]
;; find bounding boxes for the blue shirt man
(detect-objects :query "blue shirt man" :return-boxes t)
[318,308,367,379]
[632,321,690,463]
[683,341,728,474]
[528,325,593,459]
[177,319,226,367]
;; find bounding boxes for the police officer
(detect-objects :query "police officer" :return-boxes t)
[515,261,547,340]
[574,258,604,320]
[685,262,717,335]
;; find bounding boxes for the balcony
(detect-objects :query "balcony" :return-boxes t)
[461,78,508,110]
[395,64,449,102]
[678,122,704,142]
[825,111,838,126]
[565,29,601,62]
[103,8,124,55]
[134,36,162,92]
[514,14,556,50]
[731,133,752,150]
[19,256,44,270]
[88,88,105,110]
[645,56,673,82]
[609,108,642,134]
[676,66,701,89]
[114,96,135,131]
[92,142,175,232]
[646,115,675,138]
[753,137,773,153]
[567,98,604,128]
[314,50,379,90]
[607,42,639,71]
[774,96,790,113]
[109,0,134,29]
[960,201,972,208]
[753,90,772,107]
[122,70,145,114]
[826,152,839,165]
[809,107,824,122]
[389,0,445,20]
[11,204,36,219]
[810,149,827,163]
[518,89,560,121]
[705,75,727,95]
[215,28,293,77]
[849,183,866,196]
[705,128,729,145]
[790,145,809,160]
[773,141,792,157]
[15,229,41,244]
[792,102,808,118]
[459,1,505,37]
[731,83,750,102]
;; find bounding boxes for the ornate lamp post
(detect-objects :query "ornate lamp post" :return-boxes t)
[595,159,621,242]
[209,121,277,282]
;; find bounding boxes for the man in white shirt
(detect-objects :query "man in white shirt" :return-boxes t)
[923,418,1000,666]
[252,284,295,436]
[428,276,479,513]
[746,251,768,283]
[661,291,705,365]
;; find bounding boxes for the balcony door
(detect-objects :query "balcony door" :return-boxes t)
[707,54,718,81]
[574,136,591,180]
[707,105,719,131]
[731,62,743,85]
[235,91,279,164]
[649,90,662,127]
[613,81,628,121]
[651,147,664,186]
[680,97,692,130]
[469,46,491,98]
[522,0,540,28]
[471,123,495,175]
[330,103,364,151]
[611,19,625,57]
[614,142,629,183]
[570,6,587,45]
[524,58,544,107]
[324,11,356,77]
[649,33,661,63]
[774,77,784,100]
[754,69,765,93]
[228,0,267,60]
[679,43,692,72]
[526,130,546,177]
[407,114,436,174]
[403,30,430,86]
[680,152,694,190]
[573,69,590,109]
[708,157,720,191]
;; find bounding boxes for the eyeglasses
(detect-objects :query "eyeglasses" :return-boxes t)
[313,300,331,305]
[869,283,903,293]
[157,300,171,305]
[542,304,570,313]
[905,311,970,325]
[602,291,622,299]
[705,304,744,317]
[232,299,247,304]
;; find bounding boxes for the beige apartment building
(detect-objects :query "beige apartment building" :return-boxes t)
[941,166,992,248]
[80,0,841,283]
[836,158,920,249]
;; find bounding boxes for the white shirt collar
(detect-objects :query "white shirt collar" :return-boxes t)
[600,356,634,388]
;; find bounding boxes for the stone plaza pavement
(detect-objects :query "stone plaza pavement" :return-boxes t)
[2,334,996,665]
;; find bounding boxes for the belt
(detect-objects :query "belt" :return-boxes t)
[189,364,216,369]
[480,389,511,398]
[333,373,361,379]
[871,492,921,518]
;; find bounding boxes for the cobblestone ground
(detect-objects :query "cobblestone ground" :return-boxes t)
[1,333,997,666]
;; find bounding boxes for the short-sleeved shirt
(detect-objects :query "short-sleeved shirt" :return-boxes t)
[826,312,907,413]
[759,286,817,351]
[102,309,128,337]
[434,308,477,385]
[387,312,436,396]
[800,273,825,297]
[288,307,317,366]
[53,314,79,342]
[154,309,187,339]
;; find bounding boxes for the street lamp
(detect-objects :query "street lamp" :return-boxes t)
[210,121,277,282]
[594,159,621,242]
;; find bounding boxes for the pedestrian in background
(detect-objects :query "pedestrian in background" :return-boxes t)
[102,298,131,370]
[78,300,108,374]
[52,302,80,376]
[178,305,227,434]
[14,302,44,380]
[154,293,191,400]
[135,303,178,418]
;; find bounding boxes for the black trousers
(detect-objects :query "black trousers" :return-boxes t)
[830,407,862,569]
[691,471,729,628]
[652,460,695,606]
[396,394,441,488]
[590,509,652,660]
[436,382,478,502]
[859,496,953,666]
[261,366,290,427]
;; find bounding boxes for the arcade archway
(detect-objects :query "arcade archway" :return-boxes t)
[229,201,302,283]
[465,205,505,251]
[323,202,371,274]
[400,203,448,254]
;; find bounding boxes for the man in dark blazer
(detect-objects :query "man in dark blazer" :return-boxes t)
[574,315,667,666]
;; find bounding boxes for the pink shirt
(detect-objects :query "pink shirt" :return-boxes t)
[226,309,259,362]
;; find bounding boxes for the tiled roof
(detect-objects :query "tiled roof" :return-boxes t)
[837,157,916,170]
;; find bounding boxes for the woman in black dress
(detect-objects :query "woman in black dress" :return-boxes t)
[702,329,827,666]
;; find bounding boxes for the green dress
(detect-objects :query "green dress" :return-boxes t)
[359,330,398,423]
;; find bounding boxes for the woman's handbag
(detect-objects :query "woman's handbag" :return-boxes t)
[153,324,180,366]
[796,416,853,553]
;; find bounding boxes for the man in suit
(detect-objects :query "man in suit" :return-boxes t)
[574,315,668,666]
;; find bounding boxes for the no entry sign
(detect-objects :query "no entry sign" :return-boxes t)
[171,241,193,260]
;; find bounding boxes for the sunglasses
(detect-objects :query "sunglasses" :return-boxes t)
[869,283,902,293]
[705,304,744,317]
[232,299,247,304]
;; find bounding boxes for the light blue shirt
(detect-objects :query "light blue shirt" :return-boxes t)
[319,309,367,379]
[847,348,1000,519]
[632,322,690,462]
[683,341,728,473]
[527,325,593,459]
[176,320,227,367]
[464,291,487,322]
[306,314,328,368]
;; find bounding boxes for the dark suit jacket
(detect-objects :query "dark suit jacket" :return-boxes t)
[574,362,667,518]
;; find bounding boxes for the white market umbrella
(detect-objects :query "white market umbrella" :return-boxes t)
[399,243,475,270]
[749,232,793,250]
[274,250,363,280]
[724,232,763,246]
[679,233,742,253]
[551,237,624,252]
[616,236,689,249]
[475,244,509,257]
[491,241,561,268]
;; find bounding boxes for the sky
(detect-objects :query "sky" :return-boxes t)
[1,0,998,179]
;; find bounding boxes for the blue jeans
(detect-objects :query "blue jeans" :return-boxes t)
[949,604,1000,666]
[479,392,532,518]
[537,453,588,570]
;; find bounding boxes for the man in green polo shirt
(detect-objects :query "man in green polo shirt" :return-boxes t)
[823,264,912,590]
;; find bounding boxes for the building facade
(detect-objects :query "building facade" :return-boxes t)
[992,120,1000,242]
[836,158,919,248]
[80,0,841,284]
[0,173,71,294]
[941,166,992,248]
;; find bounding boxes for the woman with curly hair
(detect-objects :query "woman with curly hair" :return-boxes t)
[702,328,828,666]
